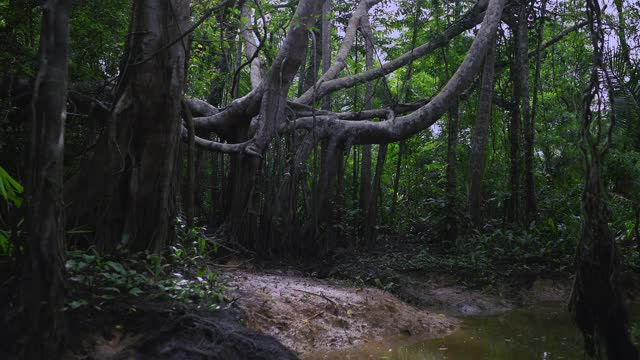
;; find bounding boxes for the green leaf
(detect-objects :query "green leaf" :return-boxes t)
[105,261,127,275]
[68,299,88,309]
[129,287,144,296]
[0,166,23,207]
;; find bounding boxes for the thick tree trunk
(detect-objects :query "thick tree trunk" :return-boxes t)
[65,0,190,252]
[226,0,324,250]
[104,0,189,252]
[468,38,497,225]
[569,0,639,357]
[21,0,71,358]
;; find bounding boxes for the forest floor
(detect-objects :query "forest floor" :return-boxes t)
[219,234,584,356]
[2,233,639,359]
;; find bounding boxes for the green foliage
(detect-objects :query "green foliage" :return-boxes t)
[0,166,21,257]
[0,165,23,208]
[415,221,579,286]
[66,241,226,311]
[631,318,640,346]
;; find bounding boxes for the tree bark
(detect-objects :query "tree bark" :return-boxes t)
[613,0,631,65]
[290,0,507,146]
[321,0,332,112]
[442,40,459,241]
[529,0,546,223]
[390,141,404,217]
[445,103,459,241]
[183,100,195,228]
[569,0,639,357]
[359,16,375,237]
[365,143,387,245]
[65,0,191,252]
[226,0,324,250]
[520,1,537,223]
[21,0,71,358]
[468,35,498,225]
[507,21,522,224]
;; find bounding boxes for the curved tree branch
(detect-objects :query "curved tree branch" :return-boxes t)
[295,0,490,104]
[294,0,506,145]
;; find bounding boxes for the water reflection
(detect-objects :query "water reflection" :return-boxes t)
[312,303,639,360]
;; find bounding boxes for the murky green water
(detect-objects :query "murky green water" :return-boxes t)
[315,303,640,360]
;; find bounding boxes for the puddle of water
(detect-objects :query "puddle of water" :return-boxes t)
[310,303,640,360]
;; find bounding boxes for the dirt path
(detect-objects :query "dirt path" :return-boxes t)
[224,270,457,355]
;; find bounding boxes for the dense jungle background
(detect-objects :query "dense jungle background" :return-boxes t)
[1,0,640,358]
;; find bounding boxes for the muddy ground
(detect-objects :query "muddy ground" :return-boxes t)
[221,267,576,357]
[224,269,457,354]
[4,232,638,359]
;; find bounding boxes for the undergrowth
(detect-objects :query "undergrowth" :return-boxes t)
[65,225,226,311]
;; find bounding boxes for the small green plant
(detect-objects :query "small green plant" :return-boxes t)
[0,166,22,257]
[66,244,226,310]
[174,219,219,259]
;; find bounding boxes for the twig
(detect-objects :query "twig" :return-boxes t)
[303,311,324,322]
[292,288,337,306]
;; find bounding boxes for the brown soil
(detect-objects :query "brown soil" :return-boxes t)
[224,269,457,355]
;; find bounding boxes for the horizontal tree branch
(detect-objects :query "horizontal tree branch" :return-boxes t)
[295,0,490,104]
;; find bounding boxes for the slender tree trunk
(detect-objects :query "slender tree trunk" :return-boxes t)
[359,28,374,234]
[321,0,332,112]
[468,36,498,225]
[442,45,458,241]
[530,0,546,200]
[390,2,419,220]
[359,154,372,220]
[183,100,195,228]
[297,45,309,97]
[613,0,631,65]
[352,146,359,204]
[520,1,537,223]
[445,103,459,241]
[301,16,322,95]
[390,141,404,217]
[507,33,522,224]
[209,144,219,227]
[366,143,387,245]
[21,1,71,358]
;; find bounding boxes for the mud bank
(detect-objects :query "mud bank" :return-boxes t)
[224,270,457,355]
